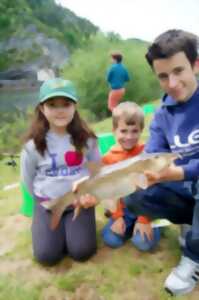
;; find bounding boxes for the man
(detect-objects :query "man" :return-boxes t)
[125,29,199,296]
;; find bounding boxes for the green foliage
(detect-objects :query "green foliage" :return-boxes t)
[0,0,32,38]
[0,0,98,51]
[0,53,11,70]
[0,111,28,153]
[62,33,161,119]
[79,108,97,123]
[0,46,42,70]
[0,15,10,29]
[26,0,98,49]
[91,117,112,134]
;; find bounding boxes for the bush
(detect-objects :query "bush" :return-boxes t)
[62,33,161,119]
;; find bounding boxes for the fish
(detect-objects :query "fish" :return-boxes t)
[41,152,178,230]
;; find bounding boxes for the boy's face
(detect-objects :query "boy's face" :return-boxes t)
[153,51,198,102]
[114,118,142,151]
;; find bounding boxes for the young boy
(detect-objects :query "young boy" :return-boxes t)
[125,29,199,295]
[102,101,161,251]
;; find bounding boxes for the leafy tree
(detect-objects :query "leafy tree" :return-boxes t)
[62,33,161,119]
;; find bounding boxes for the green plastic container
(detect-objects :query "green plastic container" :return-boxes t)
[97,132,115,155]
[20,183,34,217]
[142,104,155,115]
[20,133,116,217]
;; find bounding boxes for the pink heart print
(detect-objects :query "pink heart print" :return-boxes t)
[64,151,83,166]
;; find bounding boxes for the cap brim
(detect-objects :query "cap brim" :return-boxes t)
[40,92,78,103]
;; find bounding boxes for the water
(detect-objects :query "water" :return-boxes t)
[0,88,39,112]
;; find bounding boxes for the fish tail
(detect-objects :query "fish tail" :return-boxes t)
[72,204,82,221]
[50,206,63,230]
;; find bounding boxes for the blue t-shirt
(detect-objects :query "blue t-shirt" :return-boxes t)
[107,63,130,89]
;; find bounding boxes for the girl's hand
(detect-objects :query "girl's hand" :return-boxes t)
[144,164,184,186]
[111,217,126,236]
[78,194,98,209]
[72,178,97,209]
[133,221,153,241]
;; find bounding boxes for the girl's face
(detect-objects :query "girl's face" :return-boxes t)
[40,97,76,134]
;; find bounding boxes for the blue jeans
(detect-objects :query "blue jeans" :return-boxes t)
[124,182,199,262]
[102,216,161,251]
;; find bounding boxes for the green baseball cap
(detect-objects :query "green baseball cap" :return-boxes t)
[39,78,78,103]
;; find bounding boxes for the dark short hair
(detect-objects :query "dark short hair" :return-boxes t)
[111,52,123,63]
[146,29,199,67]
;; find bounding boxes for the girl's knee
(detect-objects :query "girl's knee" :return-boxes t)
[70,246,97,262]
[33,249,64,266]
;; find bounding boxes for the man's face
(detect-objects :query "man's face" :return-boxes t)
[114,118,142,151]
[153,52,198,102]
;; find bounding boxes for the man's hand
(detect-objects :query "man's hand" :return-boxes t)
[133,221,153,241]
[111,217,126,236]
[144,164,184,186]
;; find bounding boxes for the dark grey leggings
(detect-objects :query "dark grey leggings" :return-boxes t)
[32,203,97,265]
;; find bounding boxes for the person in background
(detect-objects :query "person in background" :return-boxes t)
[107,52,130,111]
[102,102,161,251]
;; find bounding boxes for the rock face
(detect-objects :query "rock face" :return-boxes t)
[0,25,69,89]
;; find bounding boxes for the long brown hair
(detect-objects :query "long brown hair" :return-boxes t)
[24,104,97,156]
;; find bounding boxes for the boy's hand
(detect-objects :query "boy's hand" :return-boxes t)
[111,217,126,235]
[133,221,153,241]
[144,164,184,186]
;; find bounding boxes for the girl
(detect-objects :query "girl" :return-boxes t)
[21,78,100,265]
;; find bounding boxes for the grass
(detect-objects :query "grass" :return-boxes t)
[0,275,41,300]
[1,103,199,299]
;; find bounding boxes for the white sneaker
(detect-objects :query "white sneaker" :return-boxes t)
[178,224,191,248]
[164,256,199,295]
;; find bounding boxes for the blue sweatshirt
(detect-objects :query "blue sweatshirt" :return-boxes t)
[107,63,130,89]
[145,86,199,181]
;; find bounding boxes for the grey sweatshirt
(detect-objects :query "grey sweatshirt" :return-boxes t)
[20,131,100,199]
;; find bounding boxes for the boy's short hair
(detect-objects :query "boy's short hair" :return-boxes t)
[112,101,144,130]
[111,52,123,63]
[146,29,199,67]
